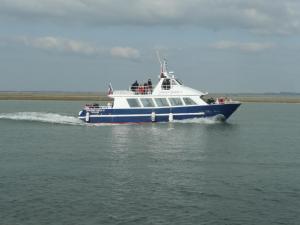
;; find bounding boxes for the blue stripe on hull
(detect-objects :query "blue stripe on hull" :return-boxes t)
[79,103,240,124]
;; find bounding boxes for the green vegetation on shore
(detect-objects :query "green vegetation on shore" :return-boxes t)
[0,92,300,103]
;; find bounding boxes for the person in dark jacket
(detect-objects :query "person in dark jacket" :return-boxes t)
[131,80,139,93]
[147,79,152,93]
[144,82,148,94]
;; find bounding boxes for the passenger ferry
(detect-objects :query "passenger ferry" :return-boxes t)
[78,59,241,124]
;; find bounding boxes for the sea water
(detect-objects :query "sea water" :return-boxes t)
[0,100,300,225]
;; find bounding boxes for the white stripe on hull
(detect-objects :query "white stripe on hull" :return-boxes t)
[79,112,205,119]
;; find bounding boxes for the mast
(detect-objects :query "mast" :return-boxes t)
[156,51,170,78]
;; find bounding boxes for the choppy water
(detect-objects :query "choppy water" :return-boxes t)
[0,100,300,225]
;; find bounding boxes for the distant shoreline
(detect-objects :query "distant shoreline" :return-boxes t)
[0,92,109,101]
[0,92,300,103]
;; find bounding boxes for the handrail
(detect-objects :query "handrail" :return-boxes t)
[84,104,112,110]
[129,84,174,95]
[129,85,153,95]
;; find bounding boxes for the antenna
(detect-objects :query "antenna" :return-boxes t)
[156,50,162,66]
[156,51,169,78]
[156,50,164,76]
[163,58,168,73]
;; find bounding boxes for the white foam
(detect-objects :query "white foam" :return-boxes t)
[173,117,223,124]
[0,112,83,125]
[0,112,225,126]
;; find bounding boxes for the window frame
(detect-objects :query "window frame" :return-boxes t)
[168,97,183,106]
[140,98,155,107]
[127,98,141,108]
[171,79,177,86]
[183,97,197,105]
[154,98,169,107]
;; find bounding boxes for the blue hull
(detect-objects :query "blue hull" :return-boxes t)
[78,103,241,123]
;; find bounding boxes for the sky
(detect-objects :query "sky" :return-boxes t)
[1,0,300,93]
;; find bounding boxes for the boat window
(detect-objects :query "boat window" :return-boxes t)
[183,97,197,105]
[162,78,171,90]
[171,79,177,86]
[140,98,155,107]
[127,98,141,107]
[176,79,183,85]
[169,98,183,106]
[155,98,169,107]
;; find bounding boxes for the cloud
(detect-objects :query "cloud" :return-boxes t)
[1,0,300,34]
[110,47,140,59]
[17,36,100,55]
[7,36,140,59]
[211,41,275,52]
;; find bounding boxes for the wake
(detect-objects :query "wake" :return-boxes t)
[0,112,83,125]
[0,112,224,126]
[173,117,224,124]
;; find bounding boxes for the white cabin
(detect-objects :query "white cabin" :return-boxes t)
[108,61,209,109]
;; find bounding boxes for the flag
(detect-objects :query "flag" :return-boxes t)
[107,83,113,95]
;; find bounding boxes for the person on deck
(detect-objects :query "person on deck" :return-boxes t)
[131,80,139,93]
[138,85,144,94]
[147,79,152,93]
[144,82,148,94]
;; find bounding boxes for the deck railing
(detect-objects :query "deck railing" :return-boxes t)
[84,104,112,112]
[129,85,153,95]
[129,85,173,95]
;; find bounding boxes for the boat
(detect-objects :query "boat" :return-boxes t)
[78,59,241,124]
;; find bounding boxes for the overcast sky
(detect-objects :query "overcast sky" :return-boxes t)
[1,0,300,93]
